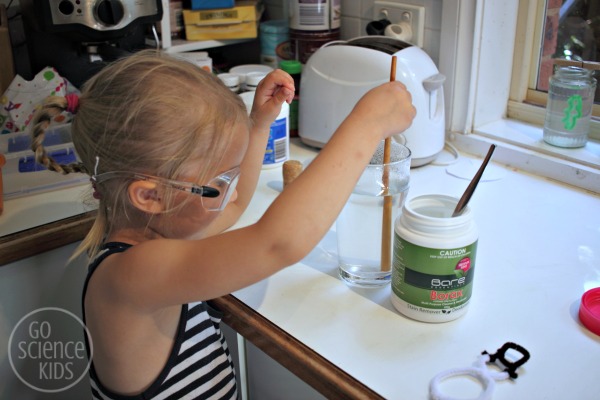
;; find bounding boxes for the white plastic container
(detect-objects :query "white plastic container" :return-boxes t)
[217,73,241,93]
[171,51,212,72]
[229,64,273,91]
[239,91,289,169]
[244,72,267,92]
[391,194,478,323]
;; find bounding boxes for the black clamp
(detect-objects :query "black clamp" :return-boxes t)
[482,342,531,379]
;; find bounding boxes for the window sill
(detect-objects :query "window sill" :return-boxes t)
[448,118,600,194]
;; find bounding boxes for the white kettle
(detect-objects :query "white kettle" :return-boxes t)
[298,36,445,167]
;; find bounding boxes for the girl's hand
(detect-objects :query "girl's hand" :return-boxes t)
[347,81,416,141]
[250,69,295,129]
[204,70,295,235]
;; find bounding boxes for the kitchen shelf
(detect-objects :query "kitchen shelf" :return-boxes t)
[165,38,251,53]
[147,35,252,53]
[156,0,253,54]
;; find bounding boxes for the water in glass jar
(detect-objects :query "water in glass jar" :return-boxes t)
[337,180,409,287]
[543,66,596,148]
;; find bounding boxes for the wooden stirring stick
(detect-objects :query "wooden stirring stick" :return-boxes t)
[452,144,496,217]
[381,56,397,272]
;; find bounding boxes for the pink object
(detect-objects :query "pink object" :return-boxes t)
[579,287,600,336]
[65,93,79,114]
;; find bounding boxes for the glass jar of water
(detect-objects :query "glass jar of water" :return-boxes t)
[543,66,596,148]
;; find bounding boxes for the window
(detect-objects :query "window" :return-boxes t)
[536,0,600,96]
[440,0,600,193]
[514,0,600,140]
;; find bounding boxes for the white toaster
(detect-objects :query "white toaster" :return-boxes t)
[298,36,445,167]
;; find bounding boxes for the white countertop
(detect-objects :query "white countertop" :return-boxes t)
[2,139,599,399]
[0,184,93,237]
[232,140,600,400]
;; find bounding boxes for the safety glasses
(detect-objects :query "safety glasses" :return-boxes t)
[93,166,240,211]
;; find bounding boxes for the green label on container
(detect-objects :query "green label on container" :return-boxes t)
[289,99,298,131]
[392,234,478,311]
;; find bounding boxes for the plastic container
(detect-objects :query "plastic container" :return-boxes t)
[279,60,302,137]
[579,287,600,336]
[391,194,479,323]
[244,72,266,92]
[0,123,87,200]
[217,73,241,93]
[260,20,290,69]
[239,91,289,169]
[229,64,273,91]
[172,51,212,72]
[543,66,596,148]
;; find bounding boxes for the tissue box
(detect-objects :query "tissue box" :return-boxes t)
[0,124,88,199]
[183,0,263,41]
[185,0,235,10]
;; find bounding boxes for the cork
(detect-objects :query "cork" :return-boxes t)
[282,160,303,187]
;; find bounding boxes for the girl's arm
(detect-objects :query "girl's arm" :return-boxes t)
[204,69,294,235]
[111,81,415,310]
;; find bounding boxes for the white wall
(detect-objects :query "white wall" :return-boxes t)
[264,0,443,64]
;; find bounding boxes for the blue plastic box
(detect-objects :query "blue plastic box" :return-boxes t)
[186,0,235,10]
[0,124,88,199]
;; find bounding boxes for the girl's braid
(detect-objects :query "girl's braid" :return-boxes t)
[30,96,88,175]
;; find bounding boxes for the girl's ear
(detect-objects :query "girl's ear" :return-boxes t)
[128,181,164,214]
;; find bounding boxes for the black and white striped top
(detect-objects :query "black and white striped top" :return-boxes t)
[82,242,238,400]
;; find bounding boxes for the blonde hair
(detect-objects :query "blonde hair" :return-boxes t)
[30,50,250,260]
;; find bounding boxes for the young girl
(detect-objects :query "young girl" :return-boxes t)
[30,50,415,399]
